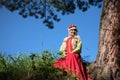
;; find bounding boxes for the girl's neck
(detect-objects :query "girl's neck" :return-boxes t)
[69,35,76,38]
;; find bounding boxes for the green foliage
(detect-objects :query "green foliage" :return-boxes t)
[0,53,33,80]
[0,51,90,80]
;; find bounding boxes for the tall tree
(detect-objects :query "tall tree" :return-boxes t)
[89,0,120,80]
[1,0,120,80]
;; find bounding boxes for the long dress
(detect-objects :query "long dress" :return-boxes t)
[53,37,91,80]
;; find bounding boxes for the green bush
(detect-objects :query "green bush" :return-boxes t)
[0,51,90,80]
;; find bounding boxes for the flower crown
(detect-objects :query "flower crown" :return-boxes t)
[68,24,77,31]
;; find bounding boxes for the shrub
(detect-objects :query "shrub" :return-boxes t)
[0,51,90,80]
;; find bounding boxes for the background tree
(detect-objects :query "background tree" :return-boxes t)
[0,0,102,28]
[1,0,120,80]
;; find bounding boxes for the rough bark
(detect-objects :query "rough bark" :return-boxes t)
[89,0,120,80]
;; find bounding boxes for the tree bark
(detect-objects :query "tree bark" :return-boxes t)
[89,0,120,80]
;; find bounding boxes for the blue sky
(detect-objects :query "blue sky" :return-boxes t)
[0,6,102,62]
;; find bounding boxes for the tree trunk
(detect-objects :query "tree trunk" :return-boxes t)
[89,0,120,80]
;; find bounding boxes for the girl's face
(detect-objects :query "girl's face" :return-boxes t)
[68,29,77,37]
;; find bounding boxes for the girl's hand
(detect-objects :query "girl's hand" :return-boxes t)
[61,55,66,59]
[70,51,74,54]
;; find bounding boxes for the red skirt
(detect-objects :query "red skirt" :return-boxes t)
[53,53,91,80]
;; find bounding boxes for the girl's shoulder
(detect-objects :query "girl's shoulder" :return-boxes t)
[63,37,69,42]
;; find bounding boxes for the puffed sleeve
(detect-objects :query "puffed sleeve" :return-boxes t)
[59,37,67,57]
[72,35,82,53]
